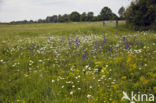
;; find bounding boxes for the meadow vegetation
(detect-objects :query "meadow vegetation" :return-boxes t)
[0,21,156,103]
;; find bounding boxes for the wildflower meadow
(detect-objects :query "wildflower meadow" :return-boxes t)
[0,22,156,103]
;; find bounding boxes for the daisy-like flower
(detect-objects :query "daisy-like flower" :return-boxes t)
[78,88,81,90]
[89,86,92,89]
[87,94,92,98]
[70,91,73,95]
[72,85,75,88]
[52,80,55,83]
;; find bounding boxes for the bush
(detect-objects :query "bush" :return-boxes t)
[125,0,156,30]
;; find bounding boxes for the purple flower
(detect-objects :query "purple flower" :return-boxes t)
[93,46,97,50]
[125,41,130,49]
[123,36,126,41]
[75,38,80,47]
[82,51,87,60]
[103,37,106,43]
[109,48,111,55]
[30,45,33,50]
[78,53,81,57]
[102,37,106,47]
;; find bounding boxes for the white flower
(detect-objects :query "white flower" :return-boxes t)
[85,65,89,69]
[87,94,92,98]
[38,60,42,62]
[66,81,71,84]
[70,91,73,95]
[89,86,92,89]
[52,80,55,83]
[78,88,81,90]
[111,82,115,84]
[72,85,75,88]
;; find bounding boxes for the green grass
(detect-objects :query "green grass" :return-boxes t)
[0,21,156,103]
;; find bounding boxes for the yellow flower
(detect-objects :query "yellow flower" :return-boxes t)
[129,64,136,72]
[134,82,140,88]
[95,61,102,66]
[121,76,127,80]
[112,84,118,90]
[127,54,132,63]
[140,76,148,85]
[127,54,137,63]
[101,67,106,72]
[16,99,20,102]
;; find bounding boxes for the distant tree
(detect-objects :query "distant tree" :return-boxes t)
[29,20,34,23]
[118,6,125,19]
[38,19,45,23]
[87,12,94,21]
[100,7,114,20]
[125,0,156,30]
[46,15,58,23]
[62,14,69,22]
[80,12,87,21]
[58,14,69,22]
[70,11,80,22]
[46,16,52,22]
[57,15,62,22]
[92,16,99,21]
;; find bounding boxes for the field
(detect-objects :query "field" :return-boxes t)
[0,21,156,103]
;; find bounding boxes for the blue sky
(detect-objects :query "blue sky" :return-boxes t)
[0,0,132,22]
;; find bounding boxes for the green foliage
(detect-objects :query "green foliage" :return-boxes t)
[100,7,116,20]
[125,0,156,30]
[80,12,87,21]
[118,6,125,19]
[11,7,118,24]
[70,12,81,22]
[46,15,58,23]
[87,12,94,21]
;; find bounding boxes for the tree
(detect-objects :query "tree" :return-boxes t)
[100,7,114,20]
[125,0,156,30]
[80,12,87,21]
[113,13,119,20]
[87,12,94,21]
[118,6,125,19]
[46,15,58,22]
[70,11,80,22]
[57,14,69,22]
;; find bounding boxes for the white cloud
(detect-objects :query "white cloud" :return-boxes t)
[0,0,131,22]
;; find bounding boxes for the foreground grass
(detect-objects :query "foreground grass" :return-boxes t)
[0,22,156,103]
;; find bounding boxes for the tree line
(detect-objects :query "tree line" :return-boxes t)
[10,6,125,24]
[10,0,156,30]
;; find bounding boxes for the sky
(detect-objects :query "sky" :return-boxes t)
[0,0,132,22]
